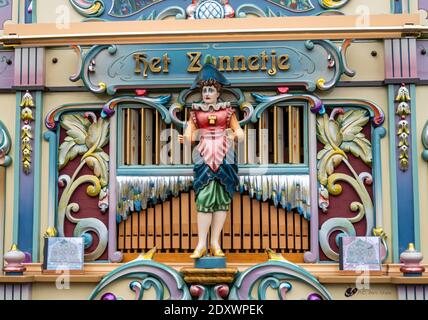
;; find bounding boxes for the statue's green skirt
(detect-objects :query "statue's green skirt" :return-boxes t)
[196,180,231,213]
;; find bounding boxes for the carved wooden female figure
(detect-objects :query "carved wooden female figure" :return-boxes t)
[179,58,244,259]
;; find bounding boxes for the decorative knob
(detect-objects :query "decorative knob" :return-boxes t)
[3,244,27,275]
[400,243,425,276]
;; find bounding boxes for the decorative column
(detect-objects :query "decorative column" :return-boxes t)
[12,46,45,261]
[385,38,420,262]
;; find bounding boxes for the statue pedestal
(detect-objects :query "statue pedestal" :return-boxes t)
[181,266,238,300]
[194,256,226,269]
[181,267,238,286]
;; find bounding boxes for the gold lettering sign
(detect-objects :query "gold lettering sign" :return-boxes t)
[133,53,171,78]
[133,51,291,77]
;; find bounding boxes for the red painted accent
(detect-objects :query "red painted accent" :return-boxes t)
[318,113,373,261]
[135,89,147,96]
[58,113,109,261]
[278,87,289,94]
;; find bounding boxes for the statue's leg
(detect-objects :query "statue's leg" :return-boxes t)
[190,212,212,258]
[210,211,227,256]
[196,212,212,251]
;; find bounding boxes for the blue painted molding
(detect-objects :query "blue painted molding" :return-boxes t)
[388,84,418,262]
[388,85,399,263]
[31,91,43,261]
[393,0,403,13]
[117,165,310,177]
[75,40,353,95]
[372,126,387,228]
[17,91,41,258]
[24,0,35,23]
[410,84,421,252]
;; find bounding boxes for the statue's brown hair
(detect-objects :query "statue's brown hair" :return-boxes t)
[198,79,222,93]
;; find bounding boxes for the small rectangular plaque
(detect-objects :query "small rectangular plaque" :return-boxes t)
[43,237,84,271]
[339,236,382,271]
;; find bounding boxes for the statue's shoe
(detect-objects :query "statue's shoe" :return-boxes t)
[210,246,225,257]
[190,247,207,259]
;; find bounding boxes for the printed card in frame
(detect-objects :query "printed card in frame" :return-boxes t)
[43,237,84,272]
[339,236,382,272]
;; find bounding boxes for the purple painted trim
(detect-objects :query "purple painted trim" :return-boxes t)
[386,39,419,81]
[385,40,393,80]
[102,103,115,118]
[409,39,418,79]
[0,1,12,29]
[393,39,402,79]
[108,111,121,262]
[402,40,410,79]
[304,111,319,263]
[419,0,428,17]
[0,51,14,89]
[14,48,45,87]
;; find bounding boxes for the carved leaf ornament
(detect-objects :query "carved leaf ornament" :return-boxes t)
[57,112,109,261]
[316,108,374,261]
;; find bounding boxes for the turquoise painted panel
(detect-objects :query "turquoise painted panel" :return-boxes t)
[69,0,351,21]
[78,40,347,95]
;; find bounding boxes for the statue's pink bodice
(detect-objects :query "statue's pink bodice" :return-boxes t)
[190,107,234,172]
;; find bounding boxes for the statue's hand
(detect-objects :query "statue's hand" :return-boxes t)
[225,128,236,142]
[178,134,184,144]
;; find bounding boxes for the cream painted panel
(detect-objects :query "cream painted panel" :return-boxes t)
[318,87,392,263]
[36,0,83,24]
[340,41,385,82]
[32,283,97,300]
[32,279,160,300]
[415,86,428,264]
[45,48,84,88]
[341,0,391,16]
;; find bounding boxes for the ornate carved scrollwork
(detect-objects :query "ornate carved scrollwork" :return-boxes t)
[57,112,109,261]
[20,91,34,174]
[317,108,378,261]
[395,84,411,171]
[89,249,192,300]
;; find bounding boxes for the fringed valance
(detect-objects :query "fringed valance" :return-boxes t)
[117,175,310,220]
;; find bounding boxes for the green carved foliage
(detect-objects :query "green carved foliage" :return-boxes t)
[317,109,372,185]
[337,109,371,164]
[58,113,110,187]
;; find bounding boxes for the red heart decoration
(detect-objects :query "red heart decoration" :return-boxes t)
[278,87,289,94]
[136,89,147,96]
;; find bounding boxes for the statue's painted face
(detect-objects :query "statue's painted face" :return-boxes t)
[202,85,220,104]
